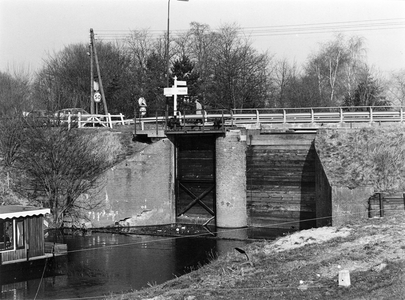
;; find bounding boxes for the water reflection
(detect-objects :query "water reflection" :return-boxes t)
[1,232,247,299]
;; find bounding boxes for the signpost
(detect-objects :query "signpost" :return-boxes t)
[94,92,101,103]
[138,97,147,117]
[163,76,187,116]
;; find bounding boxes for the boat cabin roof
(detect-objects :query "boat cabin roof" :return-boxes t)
[0,205,50,220]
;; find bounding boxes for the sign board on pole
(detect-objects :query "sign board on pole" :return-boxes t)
[175,87,188,95]
[94,92,101,103]
[164,87,188,96]
[176,80,187,86]
[164,87,173,96]
[93,81,100,91]
[138,97,147,106]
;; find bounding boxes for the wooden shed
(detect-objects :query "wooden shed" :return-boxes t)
[0,205,60,265]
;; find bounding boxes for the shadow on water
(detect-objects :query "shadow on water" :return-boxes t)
[1,225,288,299]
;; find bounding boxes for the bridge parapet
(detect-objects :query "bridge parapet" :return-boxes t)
[133,106,405,138]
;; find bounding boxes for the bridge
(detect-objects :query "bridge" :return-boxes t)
[45,106,405,131]
[132,106,405,138]
[76,105,405,232]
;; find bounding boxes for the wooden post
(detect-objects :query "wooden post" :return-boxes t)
[379,193,384,217]
[89,30,95,115]
[108,113,112,128]
[156,111,159,136]
[91,29,109,115]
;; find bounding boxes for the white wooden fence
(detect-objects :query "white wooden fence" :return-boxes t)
[59,113,128,129]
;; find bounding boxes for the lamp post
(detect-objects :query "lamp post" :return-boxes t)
[166,0,188,88]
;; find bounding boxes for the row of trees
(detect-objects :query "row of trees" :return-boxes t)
[2,23,404,119]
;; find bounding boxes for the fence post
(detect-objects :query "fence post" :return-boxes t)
[78,112,82,128]
[311,109,314,123]
[379,193,384,217]
[255,110,260,126]
[68,114,71,130]
[401,108,404,123]
[230,110,234,127]
[340,108,343,123]
[108,113,113,128]
[369,107,373,123]
[120,113,124,125]
[134,114,137,135]
[222,110,225,131]
[164,110,168,131]
[283,109,286,124]
[156,111,158,136]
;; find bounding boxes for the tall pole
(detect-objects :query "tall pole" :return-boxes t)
[89,30,95,114]
[91,28,109,115]
[166,0,171,88]
[165,0,188,116]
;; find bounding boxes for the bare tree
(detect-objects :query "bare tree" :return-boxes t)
[342,36,367,100]
[33,42,133,116]
[2,122,117,227]
[272,58,299,107]
[387,69,405,106]
[304,34,367,107]
[0,70,32,115]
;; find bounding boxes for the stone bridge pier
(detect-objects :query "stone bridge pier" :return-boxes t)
[216,131,247,228]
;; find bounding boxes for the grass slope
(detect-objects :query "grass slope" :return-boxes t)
[315,126,405,192]
[110,214,405,300]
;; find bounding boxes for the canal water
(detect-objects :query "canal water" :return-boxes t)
[1,229,251,299]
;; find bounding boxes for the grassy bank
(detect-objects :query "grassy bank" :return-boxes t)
[109,213,405,300]
[316,126,405,192]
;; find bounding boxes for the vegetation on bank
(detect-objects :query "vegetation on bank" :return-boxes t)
[315,125,405,193]
[109,214,405,300]
[0,118,125,227]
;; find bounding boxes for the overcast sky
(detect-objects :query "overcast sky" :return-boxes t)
[1,0,404,75]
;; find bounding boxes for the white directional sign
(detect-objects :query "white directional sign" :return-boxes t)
[164,76,188,116]
[164,87,188,96]
[163,87,173,96]
[176,80,187,86]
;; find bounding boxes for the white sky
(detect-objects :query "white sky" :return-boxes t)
[1,0,404,75]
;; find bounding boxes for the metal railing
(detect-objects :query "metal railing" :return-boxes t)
[133,109,231,135]
[131,106,405,134]
[230,106,405,125]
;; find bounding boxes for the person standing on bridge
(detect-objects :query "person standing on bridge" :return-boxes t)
[195,100,203,115]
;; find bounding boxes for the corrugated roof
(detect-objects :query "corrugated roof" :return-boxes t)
[0,205,50,219]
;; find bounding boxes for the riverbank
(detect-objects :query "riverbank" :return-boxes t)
[109,213,405,300]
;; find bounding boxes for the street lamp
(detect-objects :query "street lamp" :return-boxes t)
[166,0,189,88]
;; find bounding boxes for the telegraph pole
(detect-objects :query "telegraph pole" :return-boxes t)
[89,30,95,114]
[90,28,108,115]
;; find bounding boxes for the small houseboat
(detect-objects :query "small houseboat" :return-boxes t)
[0,205,67,284]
